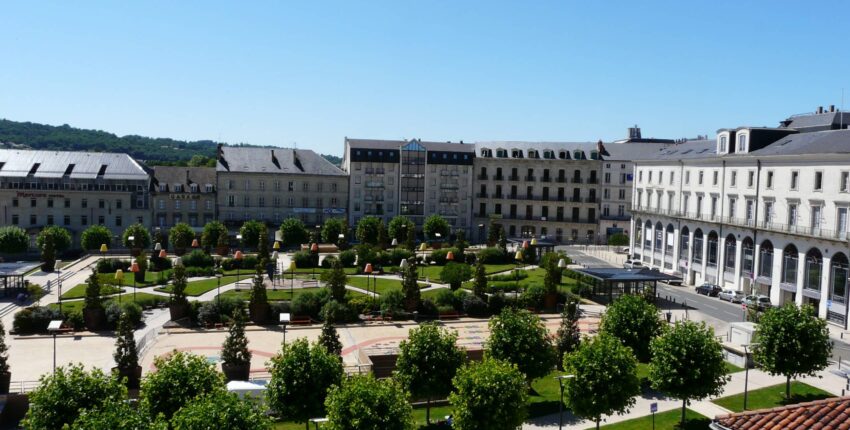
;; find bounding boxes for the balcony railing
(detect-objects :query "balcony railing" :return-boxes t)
[508,175,520,181]
[587,178,599,184]
[541,176,552,183]
[524,176,536,181]
[477,174,489,180]
[476,193,488,198]
[585,197,598,203]
[494,175,504,180]
[556,177,568,183]
[572,178,583,183]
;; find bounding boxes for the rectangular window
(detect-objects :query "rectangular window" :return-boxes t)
[669,172,674,185]
[790,171,799,190]
[98,215,105,225]
[838,207,848,235]
[766,171,774,189]
[31,198,36,208]
[47,215,54,225]
[115,216,122,227]
[738,135,747,152]
[788,203,798,226]
[748,171,754,188]
[729,197,736,219]
[99,199,105,209]
[685,171,690,184]
[81,215,88,226]
[814,171,823,191]
[288,181,295,191]
[698,171,704,185]
[683,194,689,213]
[764,201,773,226]
[64,198,70,208]
[47,198,53,208]
[11,198,18,207]
[842,172,850,192]
[720,136,727,152]
[82,198,88,208]
[811,205,822,229]
[30,214,36,225]
[175,200,181,210]
[11,215,18,225]
[730,171,737,187]
[712,171,718,186]
[746,200,754,223]
[64,215,70,226]
[710,196,718,218]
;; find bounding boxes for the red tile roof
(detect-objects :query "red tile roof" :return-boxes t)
[713,396,850,430]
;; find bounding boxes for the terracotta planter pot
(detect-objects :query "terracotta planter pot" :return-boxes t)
[250,302,270,324]
[0,371,10,394]
[216,246,229,257]
[544,292,558,311]
[174,247,187,256]
[221,363,251,382]
[112,366,142,390]
[130,248,141,257]
[169,302,190,321]
[134,271,146,283]
[83,307,105,331]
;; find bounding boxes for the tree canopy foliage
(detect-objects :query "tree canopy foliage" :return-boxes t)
[0,226,29,254]
[600,294,662,362]
[486,308,556,381]
[324,374,413,430]
[449,358,529,430]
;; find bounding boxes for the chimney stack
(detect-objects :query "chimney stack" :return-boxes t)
[817,106,824,114]
[830,105,835,112]
[628,125,642,140]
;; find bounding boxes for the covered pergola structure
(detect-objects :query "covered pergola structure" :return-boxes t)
[573,267,682,304]
[0,263,38,297]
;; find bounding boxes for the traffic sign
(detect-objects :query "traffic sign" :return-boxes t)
[650,402,658,413]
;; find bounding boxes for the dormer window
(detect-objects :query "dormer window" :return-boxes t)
[174,184,183,192]
[528,150,538,159]
[719,136,727,152]
[573,150,584,160]
[543,150,555,159]
[511,149,523,158]
[738,134,747,152]
[590,150,599,160]
[190,184,199,193]
[496,149,508,158]
[480,149,492,157]
[559,151,569,160]
[205,184,214,193]
[159,184,167,192]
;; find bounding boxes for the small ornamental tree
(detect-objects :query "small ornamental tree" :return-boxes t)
[170,391,271,430]
[449,358,529,430]
[423,214,450,241]
[487,308,557,381]
[71,399,166,430]
[249,262,268,309]
[267,338,343,429]
[0,225,29,254]
[607,233,629,246]
[257,224,270,260]
[81,225,113,251]
[321,218,347,244]
[754,303,832,399]
[168,223,195,251]
[454,229,468,256]
[22,364,127,430]
[388,216,412,244]
[472,259,487,298]
[401,259,420,311]
[114,312,139,370]
[355,216,382,246]
[440,262,472,291]
[221,309,252,368]
[487,222,502,247]
[85,268,104,311]
[321,258,347,302]
[239,220,265,250]
[37,225,72,272]
[318,320,343,356]
[563,333,641,430]
[395,323,466,424]
[217,229,230,252]
[324,374,414,430]
[543,256,560,295]
[202,220,228,251]
[279,218,308,248]
[404,223,415,251]
[650,321,729,426]
[0,320,9,376]
[600,294,663,362]
[140,351,226,420]
[555,296,581,366]
[171,263,188,306]
[121,223,152,250]
[498,229,507,251]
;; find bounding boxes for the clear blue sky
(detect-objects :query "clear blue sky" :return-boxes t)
[2,1,849,155]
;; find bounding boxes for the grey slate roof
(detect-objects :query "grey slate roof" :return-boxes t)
[782,111,850,132]
[0,149,148,180]
[475,140,599,152]
[603,142,673,161]
[633,139,717,161]
[346,138,475,153]
[748,129,850,156]
[217,146,346,176]
[152,166,216,189]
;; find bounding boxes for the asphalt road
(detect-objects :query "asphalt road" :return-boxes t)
[562,247,850,362]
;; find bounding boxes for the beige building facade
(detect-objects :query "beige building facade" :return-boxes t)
[151,166,217,231]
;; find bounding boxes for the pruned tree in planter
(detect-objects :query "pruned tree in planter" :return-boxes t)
[0,226,28,255]
[216,228,230,256]
[472,258,487,298]
[401,259,420,311]
[113,311,141,389]
[318,319,343,356]
[37,225,72,272]
[599,294,663,362]
[0,320,10,394]
[221,308,252,381]
[555,296,581,368]
[84,268,106,330]
[322,258,347,302]
[249,261,270,324]
[169,263,189,320]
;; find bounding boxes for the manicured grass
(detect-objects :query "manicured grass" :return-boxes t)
[420,287,473,301]
[155,275,252,296]
[48,292,170,314]
[273,404,453,429]
[346,276,427,296]
[417,263,520,283]
[97,271,164,288]
[219,287,365,302]
[527,370,569,418]
[597,408,709,430]
[281,267,360,275]
[725,362,744,374]
[712,381,832,413]
[637,361,745,387]
[60,284,123,300]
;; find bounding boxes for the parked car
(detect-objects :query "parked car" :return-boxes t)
[719,289,745,303]
[745,295,772,310]
[664,278,684,287]
[616,247,630,254]
[695,283,722,297]
[623,260,643,269]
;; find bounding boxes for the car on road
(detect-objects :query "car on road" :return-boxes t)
[695,283,722,297]
[744,295,772,310]
[664,278,684,286]
[616,247,630,254]
[623,259,643,269]
[718,289,745,303]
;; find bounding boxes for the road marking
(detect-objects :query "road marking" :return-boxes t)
[702,303,719,311]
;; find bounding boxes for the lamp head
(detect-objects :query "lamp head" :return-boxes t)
[158,249,167,259]
[191,238,199,248]
[446,251,455,261]
[311,243,319,252]
[391,238,398,246]
[419,243,427,251]
[234,250,244,260]
[154,242,162,251]
[130,260,140,273]
[515,251,523,261]
[364,263,373,274]
[100,244,108,253]
[273,241,281,250]
[114,269,124,281]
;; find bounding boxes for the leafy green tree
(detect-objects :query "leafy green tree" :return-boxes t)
[650,321,729,426]
[257,224,269,260]
[22,364,127,430]
[318,320,343,356]
[140,351,226,420]
[607,233,629,246]
[217,228,230,250]
[355,216,383,246]
[563,333,641,430]
[267,338,343,429]
[454,229,468,255]
[70,399,166,430]
[202,221,228,251]
[404,223,415,251]
[555,297,581,366]
[321,218,347,244]
[187,154,215,167]
[171,263,188,306]
[754,303,832,399]
[121,223,152,249]
[168,223,195,250]
[221,309,251,367]
[543,255,560,294]
[395,323,465,423]
[440,262,472,291]
[0,225,29,254]
[472,259,487,298]
[600,294,662,362]
[487,308,557,381]
[321,258,347,302]
[170,391,271,430]
[487,222,502,246]
[377,220,389,249]
[324,374,413,430]
[36,225,72,271]
[114,312,139,370]
[249,261,268,309]
[279,218,308,248]
[449,357,528,430]
[388,216,412,244]
[81,225,112,251]
[423,214,450,241]
[239,220,265,249]
[401,259,420,311]
[498,229,507,251]
[85,268,104,311]
[0,321,8,376]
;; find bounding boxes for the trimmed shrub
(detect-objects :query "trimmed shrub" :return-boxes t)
[197,295,244,326]
[386,248,414,266]
[105,301,143,328]
[488,292,508,314]
[13,306,62,334]
[348,296,378,315]
[221,255,259,271]
[321,255,338,268]
[293,251,315,268]
[463,294,488,317]
[434,289,464,311]
[430,248,460,266]
[292,289,329,318]
[489,271,528,282]
[338,250,356,267]
[477,247,510,264]
[182,249,214,268]
[96,258,131,274]
[321,300,358,323]
[381,290,405,314]
[67,310,85,331]
[418,299,439,317]
[521,283,547,310]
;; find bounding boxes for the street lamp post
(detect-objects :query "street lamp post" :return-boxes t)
[364,263,374,297]
[54,260,63,314]
[215,270,223,317]
[272,251,279,289]
[280,313,291,349]
[400,258,409,285]
[742,343,759,411]
[100,243,108,260]
[234,250,244,283]
[130,259,140,303]
[337,233,345,251]
[418,242,428,280]
[311,243,319,280]
[514,250,524,292]
[555,374,575,430]
[48,320,63,373]
[289,261,296,299]
[114,269,124,303]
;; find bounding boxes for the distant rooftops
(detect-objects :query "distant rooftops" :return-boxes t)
[780,105,850,132]
[152,166,216,190]
[217,146,346,176]
[346,138,475,153]
[0,149,148,181]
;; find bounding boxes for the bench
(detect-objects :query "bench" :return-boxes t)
[302,280,319,288]
[234,282,253,292]
[439,311,460,320]
[290,316,312,325]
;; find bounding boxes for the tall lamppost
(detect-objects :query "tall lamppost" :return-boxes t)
[364,263,374,296]
[215,270,223,316]
[100,243,108,259]
[48,320,63,373]
[114,269,124,303]
[289,261,296,299]
[555,374,575,430]
[130,259,140,303]
[273,241,281,285]
[128,235,136,252]
[742,343,759,410]
[337,233,345,250]
[400,258,409,284]
[418,242,428,279]
[311,242,319,280]
[514,250,524,292]
[280,312,291,349]
[54,260,63,314]
[271,251,279,289]
[530,237,538,263]
[234,250,244,282]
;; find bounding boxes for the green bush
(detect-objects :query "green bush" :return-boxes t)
[385,248,414,266]
[95,258,131,274]
[477,247,510,264]
[197,295,245,326]
[520,283,547,310]
[434,289,459,309]
[170,391,270,429]
[66,310,85,331]
[488,292,508,314]
[381,290,405,314]
[292,251,315,268]
[488,271,528,282]
[440,262,473,290]
[418,299,439,317]
[122,223,152,249]
[348,296,377,315]
[489,281,519,293]
[430,248,460,266]
[140,351,226,421]
[0,225,29,254]
[462,294,488,317]
[338,250,356,267]
[81,225,113,251]
[221,255,259,271]
[105,301,143,328]
[324,374,413,430]
[608,233,629,246]
[13,306,62,334]
[320,255,338,268]
[292,289,329,318]
[321,300,358,323]
[182,249,214,268]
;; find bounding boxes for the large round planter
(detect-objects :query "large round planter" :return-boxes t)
[0,371,11,394]
[544,293,558,311]
[169,302,190,321]
[221,363,251,382]
[112,366,142,389]
[174,247,187,256]
[216,246,229,257]
[250,302,270,325]
[134,270,146,283]
[130,248,141,257]
[83,307,105,331]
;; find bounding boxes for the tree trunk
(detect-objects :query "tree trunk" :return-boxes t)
[426,397,431,424]
[786,376,791,399]
[596,418,600,430]
[305,421,309,430]
[681,399,687,426]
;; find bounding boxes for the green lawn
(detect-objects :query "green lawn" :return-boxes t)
[527,370,570,418]
[597,408,709,430]
[273,403,453,430]
[97,271,164,288]
[155,275,252,296]
[636,361,744,387]
[346,276,427,296]
[219,287,365,302]
[281,267,360,276]
[417,263,520,283]
[60,284,123,300]
[48,292,170,314]
[712,381,832,413]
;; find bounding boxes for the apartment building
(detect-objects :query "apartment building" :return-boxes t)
[630,107,850,328]
[342,138,475,234]
[216,146,348,229]
[151,166,217,230]
[0,149,151,247]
